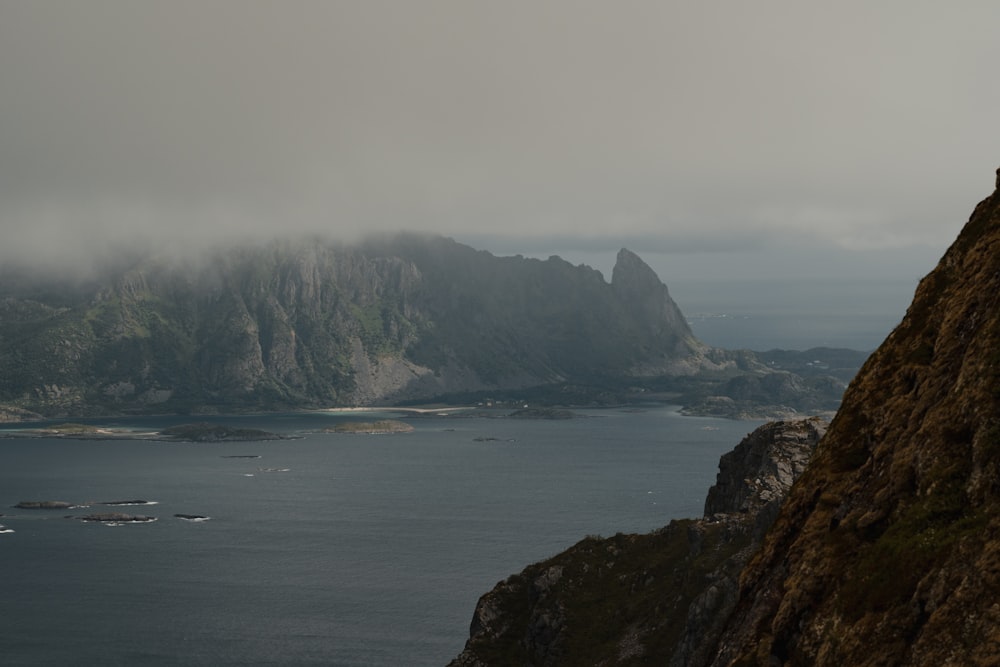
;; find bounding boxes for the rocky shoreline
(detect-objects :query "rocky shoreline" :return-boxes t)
[11,499,213,526]
[158,423,289,442]
[2,422,290,442]
[76,513,157,523]
[326,419,415,434]
[14,500,78,510]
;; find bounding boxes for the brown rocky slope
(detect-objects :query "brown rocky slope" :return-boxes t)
[447,418,826,666]
[712,168,1000,666]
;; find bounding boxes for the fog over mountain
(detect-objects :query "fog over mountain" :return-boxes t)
[2,2,998,286]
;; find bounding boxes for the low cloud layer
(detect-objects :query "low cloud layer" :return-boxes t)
[1,2,998,277]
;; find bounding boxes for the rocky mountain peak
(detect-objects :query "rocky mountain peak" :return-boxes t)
[611,247,662,289]
[611,247,696,355]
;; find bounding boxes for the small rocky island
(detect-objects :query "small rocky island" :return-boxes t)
[5,421,288,442]
[158,423,287,442]
[505,407,576,419]
[14,500,77,510]
[327,420,414,434]
[75,513,157,523]
[99,500,157,506]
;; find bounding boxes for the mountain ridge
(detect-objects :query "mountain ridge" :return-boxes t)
[0,235,772,419]
[0,234,861,421]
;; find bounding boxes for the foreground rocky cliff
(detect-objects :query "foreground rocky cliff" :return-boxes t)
[448,418,826,667]
[709,175,1000,665]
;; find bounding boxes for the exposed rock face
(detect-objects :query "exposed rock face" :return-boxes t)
[447,418,825,667]
[704,418,827,539]
[711,169,1000,666]
[0,405,43,423]
[612,248,698,372]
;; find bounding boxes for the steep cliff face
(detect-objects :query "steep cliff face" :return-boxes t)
[704,418,826,541]
[0,235,719,417]
[612,248,698,373]
[712,169,1000,666]
[447,418,825,667]
[381,235,709,381]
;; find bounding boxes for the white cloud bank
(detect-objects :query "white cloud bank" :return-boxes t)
[1,1,998,277]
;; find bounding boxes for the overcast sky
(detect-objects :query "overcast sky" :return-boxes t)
[2,1,998,283]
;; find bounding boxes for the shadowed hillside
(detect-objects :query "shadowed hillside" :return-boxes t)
[447,419,826,666]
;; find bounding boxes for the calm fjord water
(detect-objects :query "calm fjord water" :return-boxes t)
[0,409,755,666]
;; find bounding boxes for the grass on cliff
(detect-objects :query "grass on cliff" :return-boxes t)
[467,519,753,666]
[837,461,988,619]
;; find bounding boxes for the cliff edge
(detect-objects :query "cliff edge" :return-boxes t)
[447,418,825,667]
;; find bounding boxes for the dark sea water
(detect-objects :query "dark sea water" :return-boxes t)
[673,278,917,352]
[0,408,756,666]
